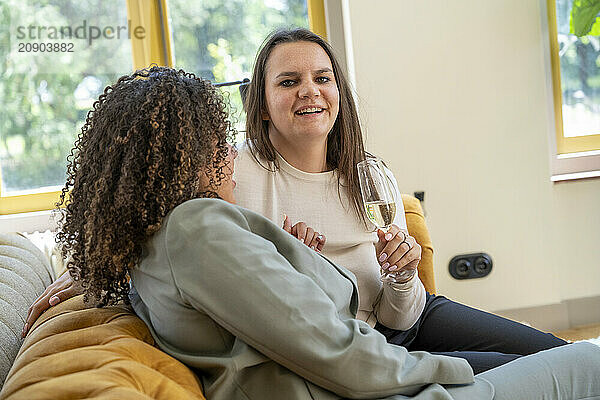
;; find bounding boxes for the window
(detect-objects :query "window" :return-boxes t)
[0,0,325,215]
[0,0,134,214]
[546,0,600,181]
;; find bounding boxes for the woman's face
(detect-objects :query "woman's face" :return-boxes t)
[263,41,339,147]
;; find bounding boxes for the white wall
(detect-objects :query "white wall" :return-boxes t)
[346,0,600,311]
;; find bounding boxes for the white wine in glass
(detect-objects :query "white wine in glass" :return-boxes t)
[357,158,415,284]
[364,200,397,230]
[357,158,396,230]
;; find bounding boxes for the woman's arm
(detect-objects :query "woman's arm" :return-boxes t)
[23,270,83,337]
[375,272,427,331]
[164,199,472,399]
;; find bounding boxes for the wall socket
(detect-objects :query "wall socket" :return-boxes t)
[448,253,493,280]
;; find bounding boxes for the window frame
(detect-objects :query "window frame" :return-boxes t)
[544,0,600,182]
[0,0,325,215]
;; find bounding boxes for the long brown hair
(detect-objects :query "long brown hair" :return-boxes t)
[56,66,235,306]
[244,28,369,223]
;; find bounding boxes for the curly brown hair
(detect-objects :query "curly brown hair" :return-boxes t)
[55,66,235,307]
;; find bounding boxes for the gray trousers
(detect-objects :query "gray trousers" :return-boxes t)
[447,342,600,400]
[381,342,600,399]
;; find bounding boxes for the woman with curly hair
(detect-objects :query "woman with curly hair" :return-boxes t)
[50,66,236,306]
[21,66,600,399]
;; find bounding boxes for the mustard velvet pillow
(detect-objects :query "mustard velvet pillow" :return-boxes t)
[0,295,205,400]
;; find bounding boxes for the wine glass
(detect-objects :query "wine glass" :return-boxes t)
[357,158,415,284]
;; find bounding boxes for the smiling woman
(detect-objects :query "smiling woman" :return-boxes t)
[263,41,340,172]
[244,28,367,225]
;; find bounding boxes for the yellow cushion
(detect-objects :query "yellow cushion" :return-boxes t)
[0,295,205,400]
[401,194,436,294]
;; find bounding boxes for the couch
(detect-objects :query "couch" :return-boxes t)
[0,234,54,386]
[0,194,435,399]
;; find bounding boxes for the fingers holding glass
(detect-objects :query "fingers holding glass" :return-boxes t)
[380,233,420,283]
[379,229,410,265]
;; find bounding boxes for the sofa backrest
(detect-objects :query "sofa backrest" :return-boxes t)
[0,233,54,387]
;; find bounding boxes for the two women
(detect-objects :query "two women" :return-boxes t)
[33,65,600,400]
[21,29,600,399]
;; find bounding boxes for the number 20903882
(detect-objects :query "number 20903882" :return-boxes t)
[18,42,74,52]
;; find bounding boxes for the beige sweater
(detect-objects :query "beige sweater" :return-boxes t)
[233,143,425,330]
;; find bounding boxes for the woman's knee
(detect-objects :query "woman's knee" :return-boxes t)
[478,342,600,400]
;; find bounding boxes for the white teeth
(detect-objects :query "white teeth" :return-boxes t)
[297,107,323,114]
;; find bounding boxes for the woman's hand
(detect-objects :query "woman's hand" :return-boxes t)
[22,272,83,337]
[282,215,326,252]
[375,225,421,282]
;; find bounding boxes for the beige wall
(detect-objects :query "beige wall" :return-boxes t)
[346,0,600,311]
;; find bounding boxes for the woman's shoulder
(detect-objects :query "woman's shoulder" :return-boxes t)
[234,140,273,174]
[165,198,244,235]
[169,198,240,221]
[166,198,273,233]
[161,198,284,260]
[236,140,252,157]
[236,140,264,161]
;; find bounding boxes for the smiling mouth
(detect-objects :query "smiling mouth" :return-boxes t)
[295,107,324,115]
